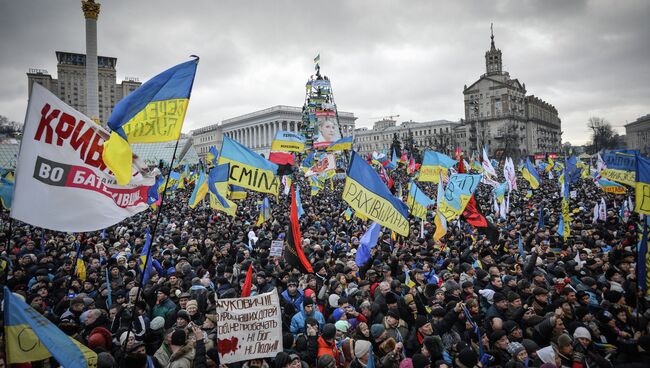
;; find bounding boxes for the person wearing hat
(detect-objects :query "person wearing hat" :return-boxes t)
[153,328,195,368]
[151,285,177,329]
[488,330,511,367]
[349,339,373,368]
[530,287,552,316]
[506,341,528,366]
[291,298,325,337]
[554,333,574,367]
[455,347,478,368]
[384,309,409,343]
[405,315,433,357]
[317,324,341,368]
[59,295,86,325]
[485,292,508,320]
[282,278,305,313]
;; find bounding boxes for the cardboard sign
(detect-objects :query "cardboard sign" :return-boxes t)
[215,290,283,364]
[269,240,284,257]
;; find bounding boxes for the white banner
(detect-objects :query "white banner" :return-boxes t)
[10,84,155,232]
[215,290,282,364]
[304,153,336,177]
[269,240,284,257]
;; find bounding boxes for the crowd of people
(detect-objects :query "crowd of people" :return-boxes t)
[1,159,649,368]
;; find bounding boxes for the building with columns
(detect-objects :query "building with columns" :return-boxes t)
[461,27,561,159]
[191,105,356,159]
[355,119,462,156]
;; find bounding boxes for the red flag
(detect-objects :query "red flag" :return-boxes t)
[285,185,313,273]
[241,264,253,297]
[269,152,295,165]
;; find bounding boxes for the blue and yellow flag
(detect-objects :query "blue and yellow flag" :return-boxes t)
[139,228,153,284]
[189,170,209,209]
[343,152,409,236]
[74,242,86,282]
[419,151,457,183]
[103,58,199,185]
[219,136,279,196]
[406,180,433,220]
[229,185,247,200]
[343,207,353,221]
[596,177,626,194]
[603,150,637,186]
[438,173,481,221]
[327,136,353,152]
[635,155,650,214]
[178,162,189,189]
[271,131,306,152]
[433,175,448,241]
[0,175,14,210]
[206,146,219,167]
[545,157,555,173]
[522,158,541,189]
[256,197,272,226]
[207,163,237,217]
[295,185,305,218]
[4,286,97,367]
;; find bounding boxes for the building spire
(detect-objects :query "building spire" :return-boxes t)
[490,23,495,50]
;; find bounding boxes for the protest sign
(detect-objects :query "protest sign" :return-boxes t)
[215,290,283,364]
[270,240,284,257]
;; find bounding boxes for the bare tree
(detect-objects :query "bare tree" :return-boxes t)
[587,117,623,153]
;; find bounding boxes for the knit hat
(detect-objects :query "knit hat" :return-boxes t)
[150,316,165,331]
[387,309,401,320]
[322,323,337,340]
[275,352,292,368]
[335,320,350,333]
[87,327,112,351]
[371,323,385,338]
[332,308,345,321]
[354,339,372,359]
[557,333,572,348]
[329,294,340,308]
[171,328,187,346]
[456,348,478,367]
[186,299,198,309]
[573,327,591,341]
[521,339,539,355]
[303,298,314,308]
[176,310,190,323]
[158,286,170,295]
[415,315,429,329]
[507,342,526,356]
[97,352,117,368]
[399,358,413,368]
[503,320,519,334]
[412,354,429,368]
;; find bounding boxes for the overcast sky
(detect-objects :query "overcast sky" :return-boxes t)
[1,0,648,145]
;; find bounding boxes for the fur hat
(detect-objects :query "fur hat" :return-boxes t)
[171,329,187,346]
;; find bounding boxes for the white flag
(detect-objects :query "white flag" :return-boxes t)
[593,203,599,224]
[10,84,155,232]
[599,198,607,221]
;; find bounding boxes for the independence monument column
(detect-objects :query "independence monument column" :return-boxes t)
[82,0,100,123]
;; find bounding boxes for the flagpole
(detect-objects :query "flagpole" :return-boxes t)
[121,138,181,357]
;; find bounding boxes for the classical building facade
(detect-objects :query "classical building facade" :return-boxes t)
[625,114,650,155]
[355,119,462,156]
[191,105,356,159]
[27,51,141,124]
[461,28,561,159]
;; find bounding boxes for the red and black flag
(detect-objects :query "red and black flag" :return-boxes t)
[285,184,313,273]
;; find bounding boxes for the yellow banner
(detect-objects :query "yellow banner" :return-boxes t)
[418,166,447,183]
[406,195,428,220]
[209,193,237,217]
[271,140,304,152]
[635,182,650,214]
[219,157,279,196]
[122,98,188,143]
[438,194,472,221]
[343,178,409,236]
[601,168,635,187]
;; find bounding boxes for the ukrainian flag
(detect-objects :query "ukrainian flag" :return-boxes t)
[438,173,481,221]
[545,157,554,173]
[343,152,410,236]
[229,185,247,200]
[0,175,14,210]
[207,163,237,216]
[139,228,153,284]
[188,170,209,209]
[256,197,272,225]
[271,131,306,152]
[406,180,433,220]
[419,150,457,183]
[103,58,199,185]
[522,158,541,189]
[178,162,189,189]
[596,177,626,194]
[219,136,279,196]
[4,287,97,367]
[206,146,219,167]
[327,136,353,151]
[635,155,650,214]
[433,174,448,241]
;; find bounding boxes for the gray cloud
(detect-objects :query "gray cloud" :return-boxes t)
[1,0,648,145]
